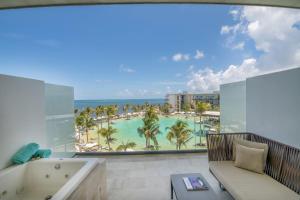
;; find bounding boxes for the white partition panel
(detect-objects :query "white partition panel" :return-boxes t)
[220,81,246,133]
[246,68,300,149]
[45,84,75,152]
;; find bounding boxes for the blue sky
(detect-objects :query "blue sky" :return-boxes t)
[0,5,298,99]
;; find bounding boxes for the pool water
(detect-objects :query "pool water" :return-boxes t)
[89,116,206,151]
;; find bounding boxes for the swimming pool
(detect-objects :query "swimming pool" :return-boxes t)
[88,115,207,151]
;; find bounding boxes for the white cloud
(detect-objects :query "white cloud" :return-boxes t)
[220,25,231,34]
[118,88,164,98]
[138,89,148,96]
[229,9,240,20]
[172,53,190,62]
[119,64,136,73]
[157,81,185,85]
[220,23,244,35]
[118,89,133,97]
[194,50,205,59]
[187,58,259,92]
[188,6,300,93]
[232,42,245,50]
[243,7,300,70]
[222,6,300,71]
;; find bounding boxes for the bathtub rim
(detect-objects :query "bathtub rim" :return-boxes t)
[49,157,102,200]
[0,162,28,177]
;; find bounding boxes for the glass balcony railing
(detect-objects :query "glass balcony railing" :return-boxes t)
[73,101,220,153]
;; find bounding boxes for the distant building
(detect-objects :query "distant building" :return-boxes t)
[166,92,219,112]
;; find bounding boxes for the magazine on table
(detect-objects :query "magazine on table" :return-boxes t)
[182,176,209,191]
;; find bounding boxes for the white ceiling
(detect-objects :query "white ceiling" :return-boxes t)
[0,0,300,10]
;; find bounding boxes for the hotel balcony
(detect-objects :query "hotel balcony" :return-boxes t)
[1,67,299,200]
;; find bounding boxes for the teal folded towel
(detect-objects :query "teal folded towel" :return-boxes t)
[34,149,52,158]
[11,143,39,164]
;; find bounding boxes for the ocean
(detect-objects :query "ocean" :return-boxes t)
[74,99,165,113]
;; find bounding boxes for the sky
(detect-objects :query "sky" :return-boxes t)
[0,4,299,99]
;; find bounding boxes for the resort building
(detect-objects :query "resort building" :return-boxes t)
[166,92,220,112]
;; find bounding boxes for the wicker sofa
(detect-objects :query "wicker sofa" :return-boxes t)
[206,133,300,200]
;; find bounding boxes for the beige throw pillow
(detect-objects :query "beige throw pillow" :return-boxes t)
[233,138,268,169]
[234,144,265,174]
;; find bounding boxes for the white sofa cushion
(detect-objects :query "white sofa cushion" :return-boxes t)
[209,161,300,200]
[235,144,265,174]
[233,139,268,170]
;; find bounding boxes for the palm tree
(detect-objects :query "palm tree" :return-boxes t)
[79,110,94,143]
[162,102,172,115]
[75,114,84,143]
[95,105,105,129]
[195,102,211,118]
[75,114,85,152]
[132,105,139,113]
[99,126,117,151]
[195,102,211,145]
[85,106,94,116]
[214,121,221,134]
[123,104,131,120]
[95,105,106,147]
[105,105,118,127]
[136,105,142,113]
[144,106,159,121]
[116,141,136,151]
[166,120,193,150]
[137,107,161,150]
[182,103,191,113]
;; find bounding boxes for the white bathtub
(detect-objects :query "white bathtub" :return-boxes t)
[0,158,101,200]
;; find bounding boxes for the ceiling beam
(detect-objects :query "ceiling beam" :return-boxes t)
[0,0,300,10]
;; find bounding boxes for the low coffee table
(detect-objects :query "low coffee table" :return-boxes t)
[170,173,219,200]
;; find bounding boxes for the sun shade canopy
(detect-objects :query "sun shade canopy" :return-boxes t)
[0,0,300,10]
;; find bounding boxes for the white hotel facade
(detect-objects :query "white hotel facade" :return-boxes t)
[166,92,220,112]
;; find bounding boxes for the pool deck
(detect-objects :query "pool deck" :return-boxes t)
[78,153,233,200]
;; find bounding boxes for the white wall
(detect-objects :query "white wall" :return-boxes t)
[0,75,46,170]
[0,75,75,170]
[246,68,300,148]
[220,81,246,133]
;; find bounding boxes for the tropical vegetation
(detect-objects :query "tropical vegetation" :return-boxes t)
[116,141,137,151]
[75,109,94,143]
[195,101,212,145]
[74,101,218,152]
[98,126,117,151]
[123,104,131,120]
[137,106,161,150]
[106,105,118,126]
[166,120,193,150]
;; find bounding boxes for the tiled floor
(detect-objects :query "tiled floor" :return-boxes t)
[79,153,233,200]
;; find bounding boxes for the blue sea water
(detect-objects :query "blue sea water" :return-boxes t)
[74,99,165,113]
